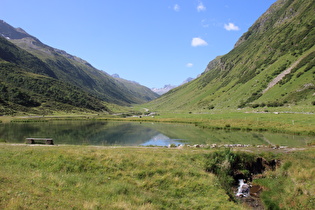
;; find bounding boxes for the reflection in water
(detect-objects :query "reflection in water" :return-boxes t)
[0,121,313,146]
[141,134,184,146]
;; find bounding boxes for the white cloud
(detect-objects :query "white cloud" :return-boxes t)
[173,4,180,12]
[197,1,206,12]
[186,63,193,68]
[224,23,240,31]
[191,37,208,47]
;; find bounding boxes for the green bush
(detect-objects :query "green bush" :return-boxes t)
[267,101,284,107]
[208,105,215,110]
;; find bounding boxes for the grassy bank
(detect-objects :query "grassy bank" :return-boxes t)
[1,144,314,209]
[254,148,315,209]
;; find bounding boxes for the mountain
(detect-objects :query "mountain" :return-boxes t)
[0,20,159,114]
[147,0,315,111]
[152,85,177,95]
[152,78,195,95]
[111,74,159,102]
[0,36,107,114]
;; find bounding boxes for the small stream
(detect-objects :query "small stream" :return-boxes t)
[236,179,250,197]
[235,181,264,209]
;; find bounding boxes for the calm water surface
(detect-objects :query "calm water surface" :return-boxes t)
[0,121,313,146]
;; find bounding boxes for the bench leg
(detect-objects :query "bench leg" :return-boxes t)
[46,140,54,145]
[26,139,34,144]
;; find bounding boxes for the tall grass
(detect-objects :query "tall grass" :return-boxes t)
[254,148,315,209]
[1,145,314,209]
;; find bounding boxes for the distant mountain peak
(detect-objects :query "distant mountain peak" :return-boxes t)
[152,77,194,95]
[0,20,31,40]
[15,27,28,35]
[182,77,194,84]
[151,85,176,95]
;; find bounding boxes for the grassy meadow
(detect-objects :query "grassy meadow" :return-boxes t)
[1,144,314,209]
[0,145,241,209]
[110,108,315,136]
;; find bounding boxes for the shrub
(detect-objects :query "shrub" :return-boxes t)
[208,105,215,110]
[267,101,284,107]
[296,72,303,78]
[251,104,260,108]
[169,143,177,148]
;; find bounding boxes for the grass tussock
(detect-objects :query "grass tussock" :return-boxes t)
[254,148,315,209]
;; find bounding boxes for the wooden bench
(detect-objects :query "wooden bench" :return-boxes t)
[26,138,54,145]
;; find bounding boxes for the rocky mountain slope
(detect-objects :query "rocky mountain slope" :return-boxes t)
[147,0,315,111]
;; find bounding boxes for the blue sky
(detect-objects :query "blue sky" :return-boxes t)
[2,0,276,88]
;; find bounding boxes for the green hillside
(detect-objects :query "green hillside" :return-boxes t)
[147,0,315,112]
[0,21,159,115]
[0,36,108,114]
[9,36,158,106]
[11,36,158,106]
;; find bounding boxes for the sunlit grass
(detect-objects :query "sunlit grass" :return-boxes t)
[124,111,315,135]
[0,145,242,209]
[254,148,315,209]
[1,144,314,209]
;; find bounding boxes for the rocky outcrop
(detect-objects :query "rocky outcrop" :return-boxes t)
[234,0,293,48]
[204,56,223,73]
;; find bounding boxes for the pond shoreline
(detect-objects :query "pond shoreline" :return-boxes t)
[1,120,313,147]
[1,111,315,136]
[1,142,310,154]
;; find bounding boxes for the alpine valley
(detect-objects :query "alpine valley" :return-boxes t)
[0,1,315,209]
[0,0,314,115]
